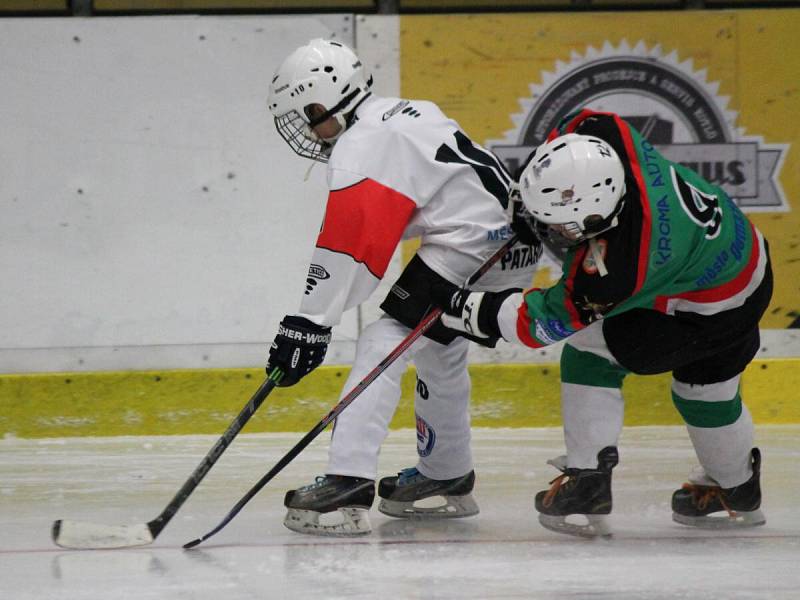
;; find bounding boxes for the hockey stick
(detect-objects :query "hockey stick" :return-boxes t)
[51,368,284,549]
[183,234,519,549]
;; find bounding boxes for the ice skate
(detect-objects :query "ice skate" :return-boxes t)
[283,475,375,537]
[535,446,618,539]
[672,448,765,529]
[377,467,479,519]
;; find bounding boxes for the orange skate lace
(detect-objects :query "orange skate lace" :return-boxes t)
[542,473,570,508]
[681,483,737,517]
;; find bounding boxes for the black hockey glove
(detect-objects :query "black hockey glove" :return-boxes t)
[267,315,332,387]
[508,187,541,247]
[431,284,520,347]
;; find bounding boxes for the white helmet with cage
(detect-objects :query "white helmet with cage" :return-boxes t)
[267,38,373,162]
[518,133,626,246]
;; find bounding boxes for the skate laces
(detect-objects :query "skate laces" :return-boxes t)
[541,470,578,508]
[681,483,736,517]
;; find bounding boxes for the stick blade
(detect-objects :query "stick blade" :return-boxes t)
[52,519,154,549]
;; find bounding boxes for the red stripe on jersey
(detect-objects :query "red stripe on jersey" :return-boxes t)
[655,223,761,309]
[516,292,545,348]
[565,109,596,134]
[517,248,585,347]
[546,109,595,141]
[317,178,416,279]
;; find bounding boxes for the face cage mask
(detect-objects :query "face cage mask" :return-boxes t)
[536,221,585,249]
[274,110,333,163]
[535,199,626,249]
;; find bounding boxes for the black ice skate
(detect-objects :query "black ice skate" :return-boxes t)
[672,448,766,529]
[377,467,479,519]
[534,446,618,539]
[283,475,375,536]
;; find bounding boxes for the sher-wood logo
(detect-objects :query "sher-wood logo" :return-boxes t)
[489,40,789,211]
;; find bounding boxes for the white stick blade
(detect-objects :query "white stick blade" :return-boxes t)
[52,519,154,549]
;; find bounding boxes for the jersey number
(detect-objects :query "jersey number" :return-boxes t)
[435,131,511,209]
[670,166,722,240]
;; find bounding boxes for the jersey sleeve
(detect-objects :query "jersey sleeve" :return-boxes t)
[498,248,591,347]
[296,175,416,327]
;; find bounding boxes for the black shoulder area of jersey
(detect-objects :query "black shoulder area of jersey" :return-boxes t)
[571,113,631,165]
[567,114,647,324]
[571,200,642,322]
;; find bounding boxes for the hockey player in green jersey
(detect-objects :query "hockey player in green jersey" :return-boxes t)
[434,108,773,538]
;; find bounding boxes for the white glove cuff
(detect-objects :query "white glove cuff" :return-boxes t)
[495,292,525,344]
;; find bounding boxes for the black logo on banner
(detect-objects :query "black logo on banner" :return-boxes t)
[488,41,788,211]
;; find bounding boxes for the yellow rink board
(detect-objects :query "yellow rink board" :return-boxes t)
[0,0,66,9]
[1,359,797,438]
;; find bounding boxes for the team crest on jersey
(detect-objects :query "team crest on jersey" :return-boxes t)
[487,40,788,212]
[582,239,608,274]
[415,414,436,457]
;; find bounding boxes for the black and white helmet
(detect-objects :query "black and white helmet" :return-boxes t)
[519,133,626,246]
[267,38,372,162]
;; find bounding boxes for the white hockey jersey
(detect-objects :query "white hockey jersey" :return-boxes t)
[296,95,538,327]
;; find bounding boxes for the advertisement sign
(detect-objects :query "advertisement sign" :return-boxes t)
[402,10,799,328]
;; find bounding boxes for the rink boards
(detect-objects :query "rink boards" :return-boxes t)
[2,358,799,438]
[2,12,799,439]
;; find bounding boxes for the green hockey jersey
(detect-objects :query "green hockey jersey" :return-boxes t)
[508,109,768,348]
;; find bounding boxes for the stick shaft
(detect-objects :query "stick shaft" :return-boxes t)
[184,235,518,548]
[146,373,280,538]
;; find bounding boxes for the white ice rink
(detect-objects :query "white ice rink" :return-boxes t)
[2,426,798,599]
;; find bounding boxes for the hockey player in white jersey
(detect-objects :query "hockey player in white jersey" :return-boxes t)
[265,39,541,536]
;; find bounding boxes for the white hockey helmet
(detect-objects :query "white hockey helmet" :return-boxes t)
[518,133,626,246]
[267,38,373,162]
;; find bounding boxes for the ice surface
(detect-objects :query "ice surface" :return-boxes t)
[1,426,798,599]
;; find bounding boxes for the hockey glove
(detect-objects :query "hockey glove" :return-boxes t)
[432,285,520,347]
[267,315,332,387]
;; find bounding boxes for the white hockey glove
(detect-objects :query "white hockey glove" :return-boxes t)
[433,285,520,347]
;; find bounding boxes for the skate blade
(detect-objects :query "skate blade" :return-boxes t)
[378,494,480,520]
[283,507,372,537]
[538,514,612,539]
[672,508,766,529]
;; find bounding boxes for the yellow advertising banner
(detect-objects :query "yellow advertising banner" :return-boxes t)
[401,9,799,328]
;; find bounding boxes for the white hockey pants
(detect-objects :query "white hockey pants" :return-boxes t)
[326,317,473,481]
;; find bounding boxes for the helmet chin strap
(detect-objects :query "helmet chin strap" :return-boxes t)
[319,114,348,144]
[307,90,371,145]
[301,117,346,181]
[588,238,609,277]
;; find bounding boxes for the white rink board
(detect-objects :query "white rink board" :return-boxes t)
[1,15,796,375]
[0,15,400,374]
